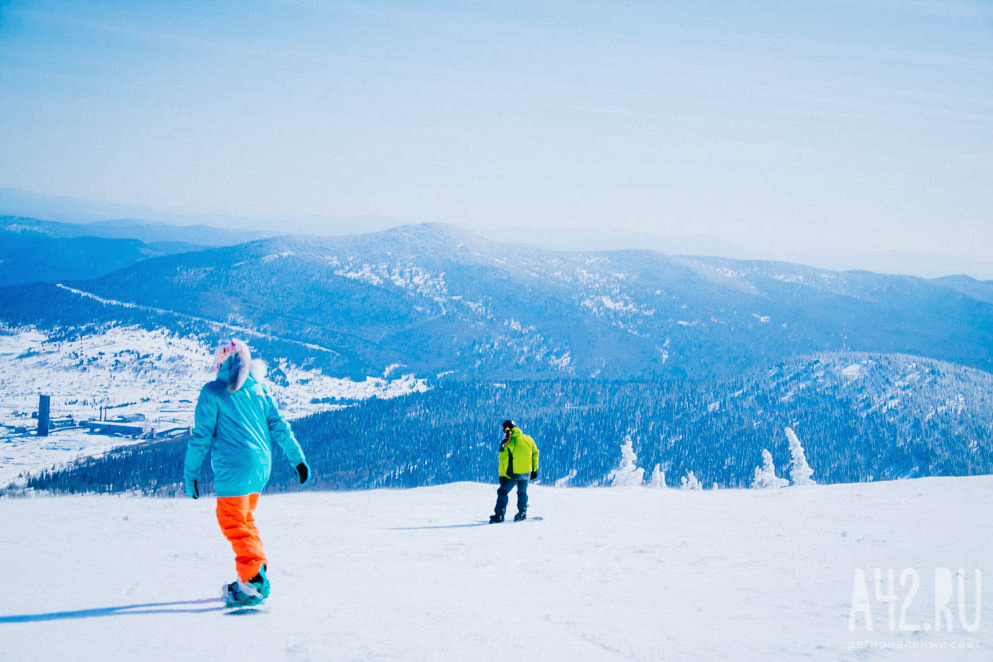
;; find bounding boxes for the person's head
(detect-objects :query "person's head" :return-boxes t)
[213,338,252,392]
[502,419,515,433]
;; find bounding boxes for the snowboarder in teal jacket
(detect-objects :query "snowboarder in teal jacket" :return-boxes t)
[183,339,311,607]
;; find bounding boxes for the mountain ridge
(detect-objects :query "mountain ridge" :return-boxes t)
[0,214,267,247]
[2,222,992,381]
[60,224,993,378]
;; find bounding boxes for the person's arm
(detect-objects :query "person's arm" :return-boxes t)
[530,435,539,479]
[183,384,218,498]
[498,438,509,477]
[265,395,310,484]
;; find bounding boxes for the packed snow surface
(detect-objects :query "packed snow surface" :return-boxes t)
[3,477,991,661]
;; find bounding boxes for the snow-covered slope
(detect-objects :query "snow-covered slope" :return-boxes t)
[2,478,990,661]
[766,352,993,420]
[0,324,427,487]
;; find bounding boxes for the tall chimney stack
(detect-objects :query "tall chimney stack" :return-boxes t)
[38,394,51,436]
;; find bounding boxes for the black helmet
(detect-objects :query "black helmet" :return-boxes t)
[501,419,515,431]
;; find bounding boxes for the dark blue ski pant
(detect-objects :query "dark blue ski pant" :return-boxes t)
[494,476,529,516]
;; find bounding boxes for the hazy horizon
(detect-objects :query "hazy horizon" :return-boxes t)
[2,184,991,281]
[1,1,991,277]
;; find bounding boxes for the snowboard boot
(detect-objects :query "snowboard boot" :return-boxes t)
[514,511,527,522]
[489,513,505,523]
[248,564,270,599]
[222,579,264,608]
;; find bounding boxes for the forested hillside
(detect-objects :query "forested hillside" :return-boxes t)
[22,352,993,495]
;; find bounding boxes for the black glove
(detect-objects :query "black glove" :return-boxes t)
[530,471,538,480]
[296,462,311,485]
[184,475,199,499]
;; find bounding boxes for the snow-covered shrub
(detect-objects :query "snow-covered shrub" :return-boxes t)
[752,449,788,489]
[785,427,816,485]
[647,464,666,488]
[680,470,702,490]
[607,433,644,486]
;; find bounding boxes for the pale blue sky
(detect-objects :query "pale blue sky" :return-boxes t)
[1,1,991,273]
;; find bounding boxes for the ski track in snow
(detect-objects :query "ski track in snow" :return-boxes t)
[2,477,991,661]
[55,283,344,357]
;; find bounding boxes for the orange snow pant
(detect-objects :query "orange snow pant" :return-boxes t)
[216,494,267,582]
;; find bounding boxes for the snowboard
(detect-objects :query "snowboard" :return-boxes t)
[224,602,272,615]
[482,516,544,524]
[222,583,271,614]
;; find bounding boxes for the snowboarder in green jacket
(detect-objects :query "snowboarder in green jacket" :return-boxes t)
[490,420,539,523]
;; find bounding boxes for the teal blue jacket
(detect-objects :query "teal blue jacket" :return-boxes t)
[184,359,306,497]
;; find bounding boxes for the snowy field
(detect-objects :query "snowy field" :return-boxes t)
[2,477,991,661]
[0,429,149,488]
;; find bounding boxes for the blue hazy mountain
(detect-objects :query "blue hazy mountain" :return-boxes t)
[2,223,992,380]
[1,214,265,248]
[0,215,269,286]
[0,229,202,287]
[932,275,993,305]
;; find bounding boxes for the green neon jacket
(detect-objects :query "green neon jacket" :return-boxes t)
[184,358,305,497]
[498,427,539,479]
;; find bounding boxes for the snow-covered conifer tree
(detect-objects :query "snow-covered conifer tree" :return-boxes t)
[647,464,666,488]
[785,427,816,485]
[607,433,644,486]
[680,470,702,490]
[752,449,788,489]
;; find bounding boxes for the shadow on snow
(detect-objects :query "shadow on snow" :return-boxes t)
[388,521,491,530]
[0,598,227,623]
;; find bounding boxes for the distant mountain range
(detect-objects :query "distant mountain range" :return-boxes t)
[0,214,266,247]
[0,215,268,287]
[0,187,399,242]
[6,186,993,279]
[2,222,993,381]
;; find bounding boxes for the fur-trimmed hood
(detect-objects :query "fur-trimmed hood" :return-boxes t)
[214,339,268,393]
